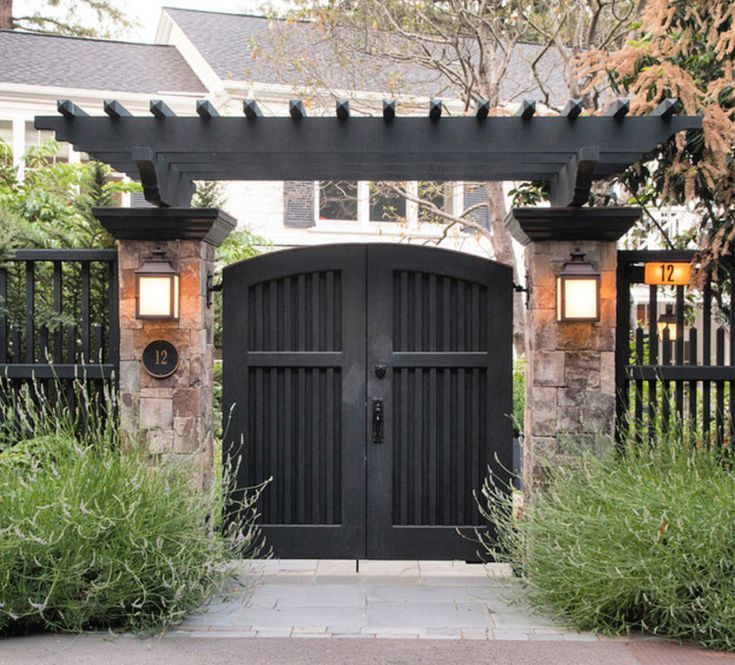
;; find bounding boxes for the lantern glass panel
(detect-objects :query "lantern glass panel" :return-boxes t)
[562,278,598,320]
[138,275,176,318]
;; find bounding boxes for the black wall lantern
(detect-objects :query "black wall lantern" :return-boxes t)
[135,250,180,320]
[556,249,601,322]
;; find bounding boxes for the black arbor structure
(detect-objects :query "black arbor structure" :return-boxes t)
[36,97,700,209]
[35,97,701,560]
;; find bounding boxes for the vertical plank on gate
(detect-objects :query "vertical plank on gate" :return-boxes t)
[25,261,35,364]
[93,324,103,363]
[66,324,77,413]
[716,328,725,446]
[635,327,644,437]
[702,279,712,440]
[11,324,20,363]
[81,262,90,363]
[108,260,119,368]
[614,258,630,441]
[675,285,685,419]
[40,325,49,363]
[0,268,6,363]
[688,328,698,431]
[53,262,63,364]
[648,285,658,440]
[662,328,671,432]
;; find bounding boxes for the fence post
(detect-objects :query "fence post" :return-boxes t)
[95,207,236,489]
[505,207,639,486]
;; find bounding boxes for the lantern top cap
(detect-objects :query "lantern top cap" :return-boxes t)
[560,248,600,278]
[136,250,177,275]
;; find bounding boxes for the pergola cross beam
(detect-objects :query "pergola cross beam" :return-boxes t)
[35,97,702,208]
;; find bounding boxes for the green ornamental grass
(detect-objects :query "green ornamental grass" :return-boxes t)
[0,381,267,635]
[480,430,735,651]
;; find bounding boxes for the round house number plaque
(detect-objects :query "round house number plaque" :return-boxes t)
[142,340,179,379]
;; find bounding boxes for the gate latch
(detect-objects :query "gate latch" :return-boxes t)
[372,399,384,444]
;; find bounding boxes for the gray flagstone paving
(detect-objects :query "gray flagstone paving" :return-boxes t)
[169,559,598,641]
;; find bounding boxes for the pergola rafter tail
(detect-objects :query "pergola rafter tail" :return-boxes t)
[34,97,702,208]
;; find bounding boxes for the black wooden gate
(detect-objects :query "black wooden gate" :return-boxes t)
[222,244,512,560]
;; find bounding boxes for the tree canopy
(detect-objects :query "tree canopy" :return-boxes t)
[0,0,133,37]
[580,0,735,278]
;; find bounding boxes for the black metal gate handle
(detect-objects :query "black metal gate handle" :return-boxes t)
[372,398,384,444]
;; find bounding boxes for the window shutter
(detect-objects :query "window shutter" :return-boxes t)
[284,181,316,228]
[463,183,489,229]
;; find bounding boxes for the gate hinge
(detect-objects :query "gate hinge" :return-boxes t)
[206,271,222,308]
[513,280,531,309]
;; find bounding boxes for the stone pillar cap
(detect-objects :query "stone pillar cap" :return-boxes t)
[93,207,236,247]
[504,206,640,246]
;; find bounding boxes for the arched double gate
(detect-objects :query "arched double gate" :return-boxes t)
[222,244,512,560]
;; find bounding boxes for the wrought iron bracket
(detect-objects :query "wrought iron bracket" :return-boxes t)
[206,271,222,309]
[513,280,531,309]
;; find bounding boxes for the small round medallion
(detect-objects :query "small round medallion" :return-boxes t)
[142,340,179,379]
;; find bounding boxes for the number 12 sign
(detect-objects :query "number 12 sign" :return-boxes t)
[644,262,691,286]
[142,339,180,378]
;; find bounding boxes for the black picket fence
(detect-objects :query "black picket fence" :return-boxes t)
[0,249,119,419]
[616,250,735,445]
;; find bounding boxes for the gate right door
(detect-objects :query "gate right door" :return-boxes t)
[365,244,513,560]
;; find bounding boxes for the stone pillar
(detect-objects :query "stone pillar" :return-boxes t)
[95,207,236,488]
[505,207,639,484]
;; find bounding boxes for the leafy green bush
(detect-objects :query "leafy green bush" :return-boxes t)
[0,382,267,635]
[480,430,735,651]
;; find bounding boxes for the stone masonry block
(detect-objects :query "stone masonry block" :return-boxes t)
[148,429,174,454]
[139,397,173,430]
[528,387,557,436]
[532,352,564,386]
[563,351,600,389]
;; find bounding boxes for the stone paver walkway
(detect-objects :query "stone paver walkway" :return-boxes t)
[168,559,597,641]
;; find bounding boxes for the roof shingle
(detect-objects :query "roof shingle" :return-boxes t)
[0,30,205,94]
[164,7,569,106]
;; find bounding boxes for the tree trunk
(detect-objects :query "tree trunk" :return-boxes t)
[485,180,525,357]
[0,0,12,29]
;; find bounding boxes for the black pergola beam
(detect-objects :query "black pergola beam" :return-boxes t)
[549,146,599,207]
[58,99,88,118]
[196,100,220,118]
[103,99,131,119]
[289,99,306,119]
[36,108,702,207]
[515,99,536,119]
[561,99,584,119]
[150,99,175,118]
[475,99,490,120]
[605,98,630,118]
[336,99,350,119]
[243,99,263,119]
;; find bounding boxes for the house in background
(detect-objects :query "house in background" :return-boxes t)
[0,7,576,258]
[0,6,713,356]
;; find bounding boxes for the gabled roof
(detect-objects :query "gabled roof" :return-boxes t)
[0,30,206,94]
[163,7,569,105]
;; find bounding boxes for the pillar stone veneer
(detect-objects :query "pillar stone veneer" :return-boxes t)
[95,207,236,488]
[505,207,640,484]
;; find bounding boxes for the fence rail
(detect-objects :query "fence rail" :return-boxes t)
[0,249,119,393]
[616,250,734,444]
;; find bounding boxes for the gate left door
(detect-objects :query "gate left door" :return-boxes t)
[222,245,367,558]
